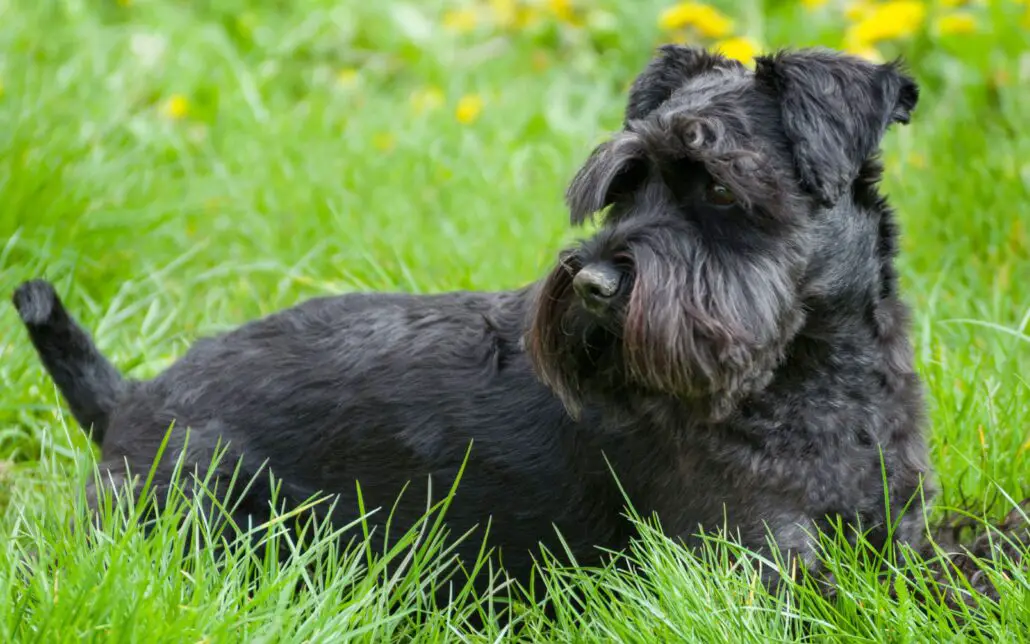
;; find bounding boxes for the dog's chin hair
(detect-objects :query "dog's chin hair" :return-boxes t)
[528,264,639,420]
[620,247,805,422]
[527,245,807,423]
[528,261,800,424]
[526,259,589,419]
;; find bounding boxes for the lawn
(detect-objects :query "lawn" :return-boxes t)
[1,0,1029,640]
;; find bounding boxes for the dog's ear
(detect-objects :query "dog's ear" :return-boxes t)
[755,48,919,206]
[625,45,744,123]
[566,134,648,225]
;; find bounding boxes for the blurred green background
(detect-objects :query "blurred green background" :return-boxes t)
[0,0,1028,639]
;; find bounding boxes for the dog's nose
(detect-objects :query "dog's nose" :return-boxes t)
[573,263,622,311]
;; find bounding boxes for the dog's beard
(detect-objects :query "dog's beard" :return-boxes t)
[528,237,805,422]
[526,252,625,419]
[622,236,804,419]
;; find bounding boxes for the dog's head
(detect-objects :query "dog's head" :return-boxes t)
[527,46,918,419]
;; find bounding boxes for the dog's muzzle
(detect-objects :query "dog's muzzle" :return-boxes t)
[573,262,624,315]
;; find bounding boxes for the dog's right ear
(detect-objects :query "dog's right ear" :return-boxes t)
[625,45,744,123]
[565,134,648,225]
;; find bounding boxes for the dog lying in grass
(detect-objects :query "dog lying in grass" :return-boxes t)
[15,45,949,599]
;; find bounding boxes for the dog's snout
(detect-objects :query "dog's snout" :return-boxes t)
[573,263,623,311]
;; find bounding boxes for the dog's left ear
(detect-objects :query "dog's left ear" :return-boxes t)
[755,48,919,206]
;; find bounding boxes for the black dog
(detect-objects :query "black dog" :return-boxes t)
[14,46,931,596]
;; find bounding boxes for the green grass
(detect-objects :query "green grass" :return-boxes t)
[1,0,1029,640]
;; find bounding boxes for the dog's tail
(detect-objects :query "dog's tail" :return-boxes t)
[12,279,127,444]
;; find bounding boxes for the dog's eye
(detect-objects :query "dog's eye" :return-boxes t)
[703,183,737,207]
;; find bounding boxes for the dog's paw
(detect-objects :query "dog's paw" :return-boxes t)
[13,279,59,326]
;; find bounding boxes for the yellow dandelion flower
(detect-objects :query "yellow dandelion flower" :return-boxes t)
[548,0,577,24]
[934,12,977,35]
[410,86,445,114]
[373,132,396,152]
[658,2,733,38]
[455,94,484,125]
[160,94,190,120]
[846,1,926,45]
[801,0,828,8]
[491,0,539,29]
[336,68,360,89]
[714,36,760,66]
[443,8,478,33]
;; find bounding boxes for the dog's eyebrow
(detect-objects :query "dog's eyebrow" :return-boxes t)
[624,114,781,209]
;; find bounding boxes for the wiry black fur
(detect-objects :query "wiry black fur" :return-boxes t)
[13,281,125,442]
[14,46,932,601]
